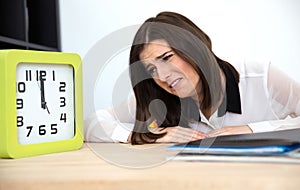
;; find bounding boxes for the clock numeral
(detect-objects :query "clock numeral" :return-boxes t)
[52,70,55,81]
[51,124,58,134]
[24,124,58,137]
[25,70,32,81]
[39,125,46,135]
[36,70,47,81]
[16,99,23,109]
[60,113,67,123]
[26,126,33,137]
[17,82,26,93]
[60,97,66,107]
[59,82,66,92]
[17,116,24,127]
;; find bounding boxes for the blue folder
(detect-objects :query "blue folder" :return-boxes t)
[168,128,300,156]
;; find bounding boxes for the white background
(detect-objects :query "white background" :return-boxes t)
[59,0,300,118]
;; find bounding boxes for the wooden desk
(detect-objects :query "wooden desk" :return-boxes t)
[1,143,300,190]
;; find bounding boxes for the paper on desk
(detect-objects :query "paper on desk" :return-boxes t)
[167,152,300,164]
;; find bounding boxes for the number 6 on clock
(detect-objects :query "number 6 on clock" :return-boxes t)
[0,50,84,158]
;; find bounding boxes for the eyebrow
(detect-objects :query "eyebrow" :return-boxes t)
[143,50,173,70]
[155,50,172,60]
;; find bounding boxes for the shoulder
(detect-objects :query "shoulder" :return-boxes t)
[230,60,270,79]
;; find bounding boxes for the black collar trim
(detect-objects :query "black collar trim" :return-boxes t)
[217,64,242,117]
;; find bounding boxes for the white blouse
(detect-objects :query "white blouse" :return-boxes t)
[84,61,300,142]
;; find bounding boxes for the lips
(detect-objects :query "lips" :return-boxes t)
[169,78,182,89]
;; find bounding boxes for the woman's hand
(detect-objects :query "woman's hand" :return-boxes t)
[154,126,208,143]
[208,125,253,137]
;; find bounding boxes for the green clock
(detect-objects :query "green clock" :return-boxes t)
[0,50,84,158]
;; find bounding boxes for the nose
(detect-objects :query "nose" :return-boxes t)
[155,63,171,82]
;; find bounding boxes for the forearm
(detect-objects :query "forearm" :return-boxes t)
[208,125,252,137]
[84,110,133,143]
[248,117,300,133]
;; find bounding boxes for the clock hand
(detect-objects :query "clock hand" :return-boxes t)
[40,76,50,114]
[45,104,50,114]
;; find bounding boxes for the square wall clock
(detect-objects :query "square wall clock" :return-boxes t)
[0,50,84,158]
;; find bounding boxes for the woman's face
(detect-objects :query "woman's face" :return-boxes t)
[140,39,200,99]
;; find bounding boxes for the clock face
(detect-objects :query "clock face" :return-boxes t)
[16,63,75,145]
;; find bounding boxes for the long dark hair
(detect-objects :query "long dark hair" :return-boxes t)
[129,11,239,144]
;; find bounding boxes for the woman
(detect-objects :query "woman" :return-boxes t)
[85,11,300,144]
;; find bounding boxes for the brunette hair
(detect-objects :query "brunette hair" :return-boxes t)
[129,11,239,144]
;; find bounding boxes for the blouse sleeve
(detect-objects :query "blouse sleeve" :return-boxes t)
[248,64,300,132]
[84,96,136,143]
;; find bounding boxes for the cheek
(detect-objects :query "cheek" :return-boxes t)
[154,79,168,89]
[153,79,174,94]
[188,70,200,86]
[176,62,199,85]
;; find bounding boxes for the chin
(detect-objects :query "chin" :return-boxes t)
[173,92,189,98]
[167,88,193,98]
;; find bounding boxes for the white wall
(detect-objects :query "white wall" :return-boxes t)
[59,0,300,118]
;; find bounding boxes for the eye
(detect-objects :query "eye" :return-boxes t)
[147,66,157,76]
[162,54,173,62]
